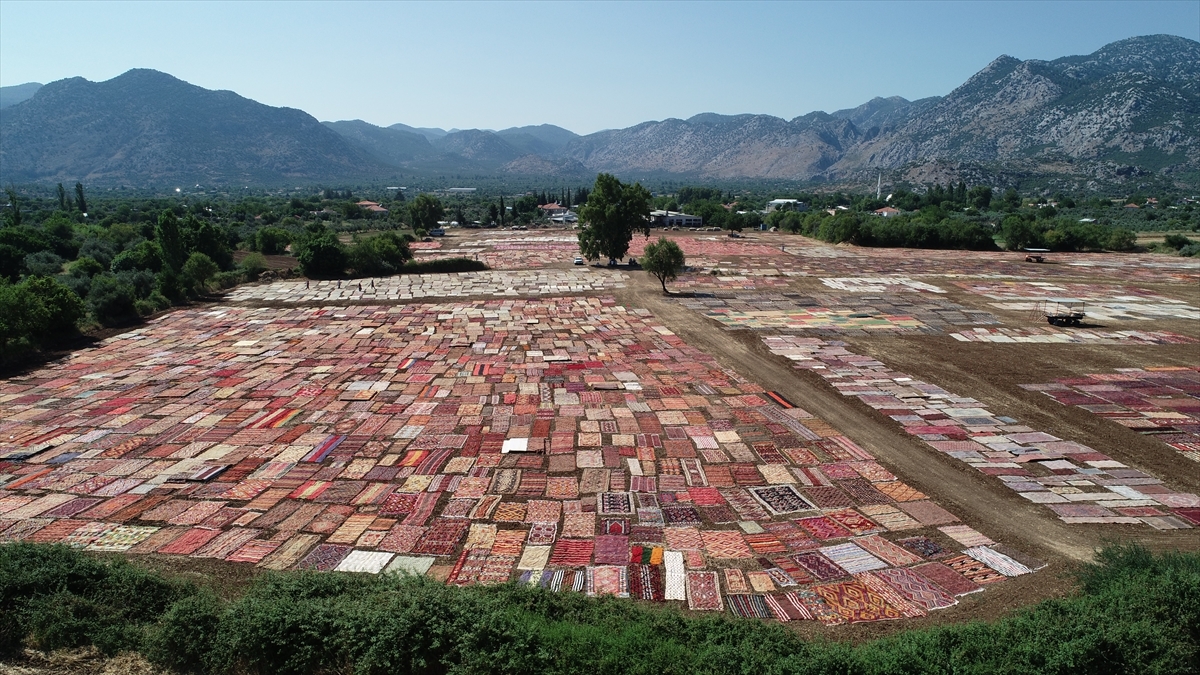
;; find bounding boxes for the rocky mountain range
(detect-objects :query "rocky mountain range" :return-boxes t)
[1,34,1196,187]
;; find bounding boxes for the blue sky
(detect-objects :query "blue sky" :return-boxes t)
[1,1,1196,135]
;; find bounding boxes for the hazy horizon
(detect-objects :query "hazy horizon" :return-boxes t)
[1,1,1197,135]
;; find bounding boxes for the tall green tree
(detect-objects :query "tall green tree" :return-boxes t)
[641,237,685,294]
[57,183,68,211]
[577,173,651,264]
[499,196,505,226]
[3,188,21,228]
[408,194,445,232]
[155,210,186,272]
[74,182,87,214]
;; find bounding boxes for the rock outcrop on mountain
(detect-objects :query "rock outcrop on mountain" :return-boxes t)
[0,69,386,185]
[1,35,1194,186]
[831,35,1200,179]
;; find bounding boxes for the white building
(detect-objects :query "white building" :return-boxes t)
[649,210,703,228]
[766,199,808,213]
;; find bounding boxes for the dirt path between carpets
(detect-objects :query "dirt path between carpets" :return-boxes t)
[614,272,1199,566]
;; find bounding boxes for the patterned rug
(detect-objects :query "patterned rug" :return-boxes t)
[525,500,561,523]
[872,567,957,611]
[629,564,664,601]
[944,554,1007,585]
[686,570,723,611]
[478,554,516,584]
[225,539,281,564]
[814,580,904,623]
[701,530,753,559]
[897,501,960,526]
[156,528,220,555]
[86,525,159,552]
[593,535,630,564]
[448,548,489,585]
[964,546,1032,576]
[412,519,469,556]
[748,485,815,515]
[562,513,596,538]
[588,565,629,597]
[912,561,983,596]
[598,491,634,515]
[854,535,923,566]
[790,588,844,625]
[723,568,750,593]
[296,543,352,571]
[526,521,557,546]
[795,515,852,540]
[792,552,848,581]
[549,538,594,566]
[662,505,703,527]
[726,594,772,618]
[377,525,426,553]
[490,529,526,556]
[897,536,948,559]
[819,542,887,574]
[854,572,926,617]
[824,508,882,535]
[803,486,857,509]
[664,526,703,551]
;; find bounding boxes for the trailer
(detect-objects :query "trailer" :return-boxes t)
[1023,247,1051,263]
[1034,298,1086,327]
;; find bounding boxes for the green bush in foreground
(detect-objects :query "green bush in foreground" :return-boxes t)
[0,542,1196,674]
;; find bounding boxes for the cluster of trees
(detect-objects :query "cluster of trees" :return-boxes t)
[767,208,998,250]
[294,224,414,278]
[999,213,1136,252]
[1161,233,1200,257]
[0,187,270,360]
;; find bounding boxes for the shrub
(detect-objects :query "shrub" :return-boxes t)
[110,240,164,273]
[78,238,116,268]
[87,273,138,327]
[347,231,413,277]
[147,591,224,673]
[399,258,488,274]
[252,228,291,254]
[23,251,66,276]
[0,543,195,658]
[239,252,268,278]
[297,234,347,279]
[182,252,219,295]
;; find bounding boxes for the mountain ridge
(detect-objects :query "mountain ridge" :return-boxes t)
[1,35,1195,187]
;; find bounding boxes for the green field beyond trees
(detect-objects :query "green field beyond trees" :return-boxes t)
[0,542,1197,674]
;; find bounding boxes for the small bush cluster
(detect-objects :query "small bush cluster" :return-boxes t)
[1,542,1197,674]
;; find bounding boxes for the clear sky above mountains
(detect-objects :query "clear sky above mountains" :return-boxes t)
[1,0,1197,135]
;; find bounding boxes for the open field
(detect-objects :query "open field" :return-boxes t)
[1,228,1197,636]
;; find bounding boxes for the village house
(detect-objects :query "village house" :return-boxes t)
[356,200,390,216]
[539,203,569,217]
